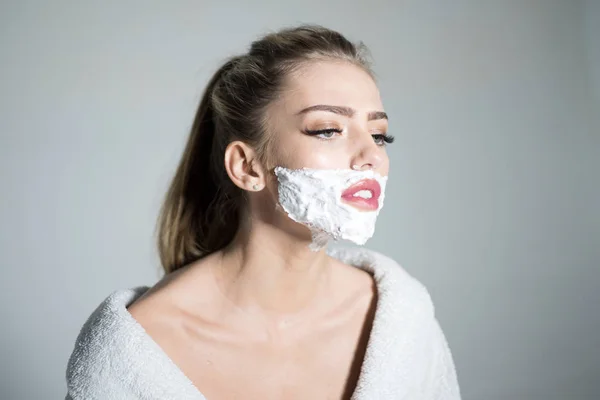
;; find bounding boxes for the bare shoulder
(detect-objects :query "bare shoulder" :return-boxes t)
[330,254,376,290]
[127,254,220,332]
[327,255,378,315]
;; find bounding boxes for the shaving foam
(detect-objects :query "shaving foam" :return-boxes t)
[274,166,388,251]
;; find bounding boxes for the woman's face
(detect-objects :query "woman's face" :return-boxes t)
[265,60,391,175]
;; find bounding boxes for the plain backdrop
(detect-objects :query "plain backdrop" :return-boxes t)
[1,1,598,399]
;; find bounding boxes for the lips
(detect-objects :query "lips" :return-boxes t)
[341,179,382,211]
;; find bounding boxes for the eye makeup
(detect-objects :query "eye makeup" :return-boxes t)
[372,134,395,146]
[304,128,343,139]
[305,128,395,146]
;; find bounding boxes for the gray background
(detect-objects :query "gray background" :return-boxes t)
[1,0,598,399]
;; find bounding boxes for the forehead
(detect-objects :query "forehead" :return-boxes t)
[278,61,384,111]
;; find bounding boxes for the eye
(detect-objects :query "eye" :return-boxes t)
[305,128,343,140]
[372,134,395,146]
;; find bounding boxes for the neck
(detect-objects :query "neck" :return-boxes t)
[214,217,333,317]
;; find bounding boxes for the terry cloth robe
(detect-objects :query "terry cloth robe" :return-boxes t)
[65,246,461,399]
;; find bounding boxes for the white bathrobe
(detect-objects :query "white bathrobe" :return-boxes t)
[65,246,461,399]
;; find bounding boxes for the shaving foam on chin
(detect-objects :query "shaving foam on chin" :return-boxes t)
[274,166,388,251]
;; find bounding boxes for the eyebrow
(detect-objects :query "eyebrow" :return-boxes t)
[296,104,388,121]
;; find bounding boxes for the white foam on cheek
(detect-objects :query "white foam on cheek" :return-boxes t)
[274,166,388,251]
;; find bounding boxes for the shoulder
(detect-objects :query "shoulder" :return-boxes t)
[64,286,152,398]
[67,286,151,364]
[327,246,436,318]
[328,247,461,397]
[65,284,203,399]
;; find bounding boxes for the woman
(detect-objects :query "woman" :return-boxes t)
[65,25,461,399]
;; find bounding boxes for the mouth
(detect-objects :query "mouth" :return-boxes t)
[341,179,382,211]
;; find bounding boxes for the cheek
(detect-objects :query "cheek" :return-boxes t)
[380,152,390,176]
[279,148,332,169]
[309,151,348,168]
[271,135,349,169]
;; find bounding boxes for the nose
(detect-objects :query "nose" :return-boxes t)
[350,135,384,171]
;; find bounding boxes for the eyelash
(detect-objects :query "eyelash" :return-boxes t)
[305,128,395,146]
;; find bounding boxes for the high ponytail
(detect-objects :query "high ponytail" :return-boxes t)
[157,25,373,274]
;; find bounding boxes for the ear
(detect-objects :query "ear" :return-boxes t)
[224,140,265,192]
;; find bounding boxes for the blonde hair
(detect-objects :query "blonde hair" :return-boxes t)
[157,24,373,274]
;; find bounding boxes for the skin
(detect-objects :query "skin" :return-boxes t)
[127,60,391,399]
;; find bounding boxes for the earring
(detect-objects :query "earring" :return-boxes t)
[252,183,261,191]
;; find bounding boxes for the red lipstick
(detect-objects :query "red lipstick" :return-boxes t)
[341,179,382,211]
